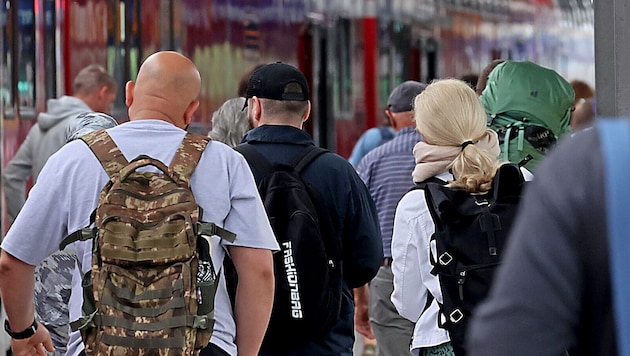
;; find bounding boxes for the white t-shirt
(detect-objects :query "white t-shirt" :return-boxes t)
[1,119,279,356]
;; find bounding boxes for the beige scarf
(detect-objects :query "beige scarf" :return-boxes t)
[412,129,500,183]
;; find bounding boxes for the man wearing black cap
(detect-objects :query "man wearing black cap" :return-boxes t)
[239,62,383,355]
[355,81,427,356]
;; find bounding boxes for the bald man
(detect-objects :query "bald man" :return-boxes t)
[0,51,278,356]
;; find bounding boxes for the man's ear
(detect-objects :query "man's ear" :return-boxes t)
[384,109,396,129]
[184,100,200,126]
[250,97,262,125]
[302,101,312,123]
[97,85,109,99]
[125,81,135,107]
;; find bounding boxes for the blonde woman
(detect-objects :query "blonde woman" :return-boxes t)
[390,78,517,356]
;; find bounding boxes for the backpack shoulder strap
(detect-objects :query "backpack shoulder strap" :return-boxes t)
[169,132,210,184]
[234,143,274,177]
[292,145,328,173]
[492,163,525,200]
[80,129,128,178]
[599,118,630,356]
[410,176,447,192]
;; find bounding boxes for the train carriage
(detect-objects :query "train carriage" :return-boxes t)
[1,0,594,233]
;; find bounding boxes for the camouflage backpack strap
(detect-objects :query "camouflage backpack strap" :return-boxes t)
[80,129,129,178]
[171,133,236,242]
[169,132,210,186]
[59,130,126,250]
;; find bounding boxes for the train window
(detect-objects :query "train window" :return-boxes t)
[1,1,12,116]
[379,21,412,109]
[107,0,142,119]
[329,18,352,118]
[44,0,56,100]
[16,0,35,117]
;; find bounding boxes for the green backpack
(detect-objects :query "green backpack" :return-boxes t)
[60,130,236,355]
[481,61,574,171]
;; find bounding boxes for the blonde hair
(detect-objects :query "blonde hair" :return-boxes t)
[414,78,502,192]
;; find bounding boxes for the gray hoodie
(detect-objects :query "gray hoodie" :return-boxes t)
[2,95,92,220]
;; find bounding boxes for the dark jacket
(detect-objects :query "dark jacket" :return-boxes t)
[241,125,383,355]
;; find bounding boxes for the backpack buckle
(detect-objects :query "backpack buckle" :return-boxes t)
[193,315,209,330]
[438,252,453,266]
[449,309,464,324]
[475,199,489,206]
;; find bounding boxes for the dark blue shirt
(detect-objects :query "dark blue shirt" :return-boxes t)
[241,124,383,355]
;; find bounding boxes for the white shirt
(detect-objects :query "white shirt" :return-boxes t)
[391,171,452,353]
[391,167,532,354]
[1,120,279,356]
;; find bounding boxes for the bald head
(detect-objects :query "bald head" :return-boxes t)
[126,51,201,128]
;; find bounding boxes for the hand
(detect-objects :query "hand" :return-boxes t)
[10,322,54,356]
[354,303,375,340]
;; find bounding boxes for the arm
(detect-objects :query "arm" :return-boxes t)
[228,245,274,356]
[353,284,374,339]
[341,174,383,288]
[390,192,426,322]
[2,128,37,221]
[0,252,54,355]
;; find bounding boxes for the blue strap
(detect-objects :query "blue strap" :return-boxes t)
[599,118,630,356]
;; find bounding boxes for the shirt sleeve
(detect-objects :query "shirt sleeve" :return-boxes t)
[340,164,383,288]
[350,128,382,168]
[391,191,426,322]
[1,142,104,266]
[221,151,279,252]
[2,125,38,221]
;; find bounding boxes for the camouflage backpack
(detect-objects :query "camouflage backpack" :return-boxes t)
[60,130,236,355]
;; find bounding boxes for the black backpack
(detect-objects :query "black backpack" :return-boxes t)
[234,143,343,348]
[416,163,525,356]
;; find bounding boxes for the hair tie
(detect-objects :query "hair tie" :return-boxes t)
[460,140,474,151]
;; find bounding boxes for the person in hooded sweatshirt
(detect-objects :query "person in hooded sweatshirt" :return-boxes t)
[2,65,116,221]
[1,66,116,355]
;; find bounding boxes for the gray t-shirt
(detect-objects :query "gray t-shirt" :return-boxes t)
[467,127,616,355]
[2,119,279,356]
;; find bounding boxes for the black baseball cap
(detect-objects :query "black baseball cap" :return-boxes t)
[387,81,427,113]
[243,62,309,108]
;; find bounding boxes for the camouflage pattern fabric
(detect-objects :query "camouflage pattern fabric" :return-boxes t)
[74,130,221,356]
[34,249,77,355]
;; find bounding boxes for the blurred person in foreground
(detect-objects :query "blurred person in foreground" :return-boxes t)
[467,119,617,355]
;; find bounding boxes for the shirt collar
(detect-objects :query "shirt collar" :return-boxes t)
[242,124,314,145]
